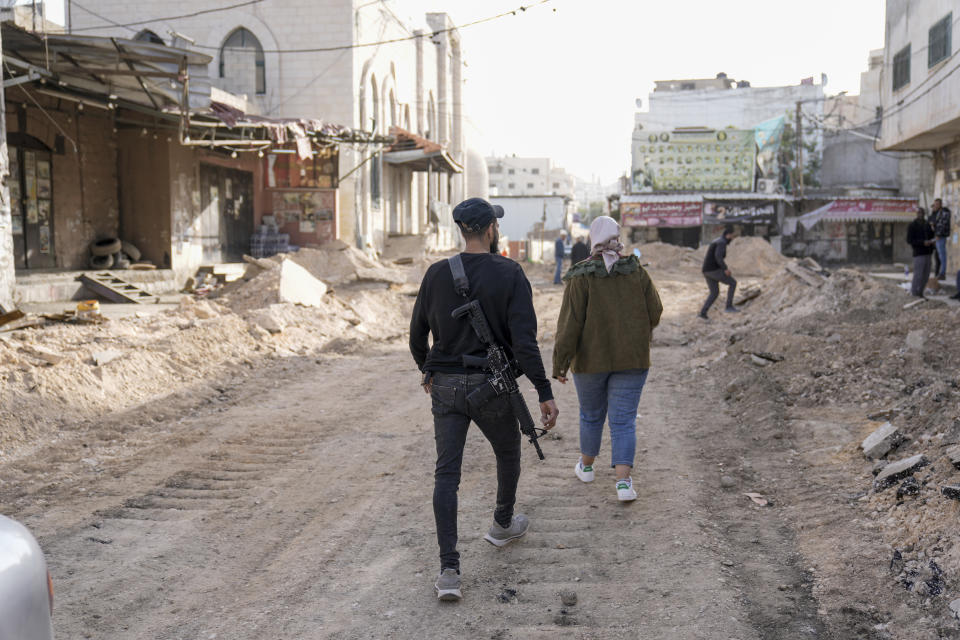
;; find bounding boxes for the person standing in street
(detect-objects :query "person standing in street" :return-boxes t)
[930,198,952,280]
[908,206,937,298]
[553,230,568,284]
[553,216,663,502]
[570,235,590,264]
[410,197,559,602]
[698,226,739,320]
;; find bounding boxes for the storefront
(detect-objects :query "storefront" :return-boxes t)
[782,198,917,264]
[620,196,703,248]
[260,148,339,248]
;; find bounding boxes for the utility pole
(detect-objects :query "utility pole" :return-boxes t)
[795,101,804,200]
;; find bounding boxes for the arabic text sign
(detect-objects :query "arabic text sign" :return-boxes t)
[631,129,756,192]
[703,200,776,224]
[621,201,702,227]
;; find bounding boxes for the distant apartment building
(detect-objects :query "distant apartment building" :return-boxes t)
[486,156,575,199]
[878,0,959,271]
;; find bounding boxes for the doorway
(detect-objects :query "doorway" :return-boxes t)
[199,164,254,263]
[8,134,55,269]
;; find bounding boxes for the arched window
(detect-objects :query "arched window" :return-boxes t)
[426,92,436,140]
[134,30,164,45]
[219,28,265,95]
[389,89,397,128]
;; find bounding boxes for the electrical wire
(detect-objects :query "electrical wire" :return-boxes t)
[70,0,554,54]
[2,60,79,153]
[70,0,267,33]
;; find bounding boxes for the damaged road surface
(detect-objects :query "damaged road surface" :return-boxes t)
[4,340,873,640]
[2,243,959,639]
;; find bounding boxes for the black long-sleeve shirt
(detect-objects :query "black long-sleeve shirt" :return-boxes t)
[410,253,554,402]
[702,236,730,272]
[907,218,935,256]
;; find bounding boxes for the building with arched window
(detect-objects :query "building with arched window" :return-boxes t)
[67,3,484,254]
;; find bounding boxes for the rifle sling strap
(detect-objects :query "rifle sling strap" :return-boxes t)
[448,254,470,299]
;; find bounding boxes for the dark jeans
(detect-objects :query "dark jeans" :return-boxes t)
[700,269,737,316]
[430,372,521,572]
[912,254,932,297]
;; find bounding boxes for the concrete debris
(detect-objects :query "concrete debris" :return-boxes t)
[861,422,904,459]
[91,350,123,367]
[749,350,784,363]
[904,330,925,351]
[873,454,929,490]
[750,354,773,367]
[945,445,960,470]
[949,598,960,619]
[559,590,578,607]
[248,306,287,334]
[720,475,736,488]
[733,285,762,306]
[278,259,328,307]
[940,485,960,501]
[785,261,826,287]
[19,345,66,365]
[895,477,921,501]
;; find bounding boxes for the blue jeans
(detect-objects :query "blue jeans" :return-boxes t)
[935,237,948,278]
[554,257,564,284]
[573,368,649,468]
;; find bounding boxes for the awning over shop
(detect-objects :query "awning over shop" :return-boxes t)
[786,198,918,233]
[383,127,462,173]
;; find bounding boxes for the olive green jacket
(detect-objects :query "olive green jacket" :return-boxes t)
[552,255,663,378]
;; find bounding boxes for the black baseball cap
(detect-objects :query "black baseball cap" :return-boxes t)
[452,197,504,233]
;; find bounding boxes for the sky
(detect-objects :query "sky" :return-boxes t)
[35,0,886,184]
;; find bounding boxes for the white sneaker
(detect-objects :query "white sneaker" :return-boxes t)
[616,477,637,502]
[574,459,594,483]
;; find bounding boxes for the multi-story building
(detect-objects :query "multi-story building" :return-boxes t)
[878,0,960,272]
[69,1,488,253]
[486,156,575,200]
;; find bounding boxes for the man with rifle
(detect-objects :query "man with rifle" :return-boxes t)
[410,197,559,602]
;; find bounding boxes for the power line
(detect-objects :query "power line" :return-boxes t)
[70,0,267,33]
[71,0,554,54]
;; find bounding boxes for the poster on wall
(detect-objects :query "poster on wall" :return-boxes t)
[38,200,50,223]
[299,212,316,233]
[38,225,50,253]
[11,215,23,235]
[9,181,21,216]
[37,160,51,198]
[25,200,38,224]
[631,129,756,192]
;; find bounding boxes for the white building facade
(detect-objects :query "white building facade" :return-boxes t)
[879,0,960,270]
[487,156,575,200]
[70,1,486,252]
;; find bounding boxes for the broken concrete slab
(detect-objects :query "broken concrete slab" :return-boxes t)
[354,266,407,285]
[278,259,328,307]
[874,454,929,490]
[861,422,903,459]
[949,598,960,619]
[91,350,123,367]
[750,354,772,367]
[248,306,286,334]
[19,345,65,365]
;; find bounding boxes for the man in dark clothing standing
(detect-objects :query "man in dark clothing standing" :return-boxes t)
[410,197,559,602]
[554,231,567,284]
[698,226,739,319]
[570,236,590,264]
[930,198,952,279]
[908,207,936,297]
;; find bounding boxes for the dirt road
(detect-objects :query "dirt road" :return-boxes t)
[6,318,855,639]
[3,257,955,639]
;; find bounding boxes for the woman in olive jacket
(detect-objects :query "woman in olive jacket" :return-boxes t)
[553,216,662,501]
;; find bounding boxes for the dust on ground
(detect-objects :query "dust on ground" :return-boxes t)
[1,236,960,639]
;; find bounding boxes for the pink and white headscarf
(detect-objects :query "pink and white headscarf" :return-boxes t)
[589,216,624,273]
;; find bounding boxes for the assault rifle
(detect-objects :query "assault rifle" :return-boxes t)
[451,299,546,460]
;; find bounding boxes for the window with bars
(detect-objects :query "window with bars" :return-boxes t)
[893,44,911,90]
[928,13,952,67]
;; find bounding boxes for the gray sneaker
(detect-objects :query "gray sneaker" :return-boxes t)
[483,514,529,547]
[435,568,462,601]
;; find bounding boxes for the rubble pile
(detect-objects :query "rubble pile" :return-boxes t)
[697,262,960,607]
[0,246,416,461]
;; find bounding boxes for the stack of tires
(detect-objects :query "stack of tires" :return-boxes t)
[89,238,142,270]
